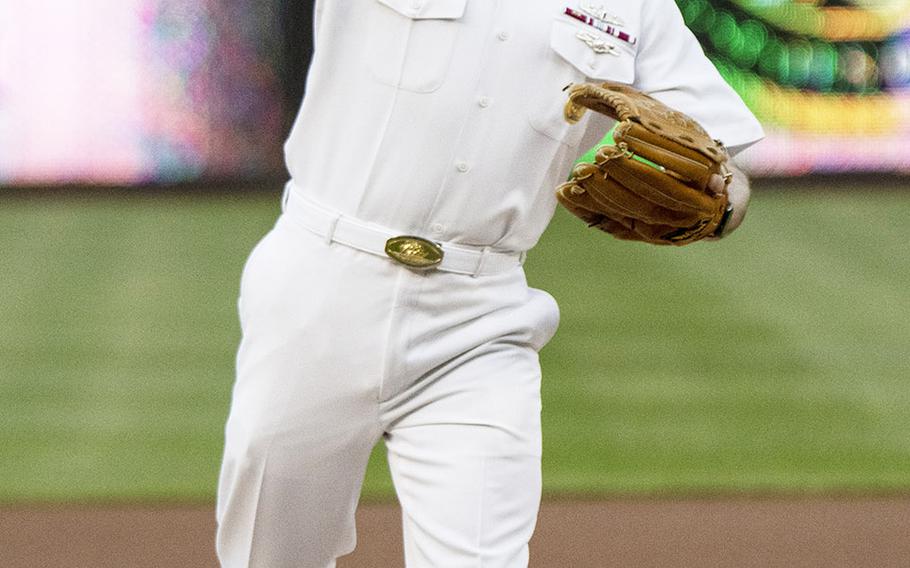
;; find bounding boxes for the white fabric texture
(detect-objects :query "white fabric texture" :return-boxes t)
[218,1,763,566]
[217,214,556,567]
[285,0,763,253]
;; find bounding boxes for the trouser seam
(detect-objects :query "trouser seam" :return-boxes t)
[476,456,488,568]
[376,268,406,403]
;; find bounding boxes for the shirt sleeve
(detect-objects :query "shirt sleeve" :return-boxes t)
[313,0,325,46]
[633,0,764,153]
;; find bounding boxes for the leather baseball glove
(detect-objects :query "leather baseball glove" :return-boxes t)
[556,81,734,245]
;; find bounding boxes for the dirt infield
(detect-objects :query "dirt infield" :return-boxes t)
[3,498,909,567]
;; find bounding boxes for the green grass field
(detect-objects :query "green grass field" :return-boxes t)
[1,185,909,502]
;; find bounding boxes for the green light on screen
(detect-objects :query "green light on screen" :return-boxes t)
[788,40,814,88]
[758,37,789,84]
[688,0,717,34]
[733,20,768,67]
[709,11,740,51]
[810,42,837,92]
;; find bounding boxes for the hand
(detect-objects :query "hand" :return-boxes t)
[707,160,750,239]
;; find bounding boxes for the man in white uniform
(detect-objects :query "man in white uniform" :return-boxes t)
[216,1,764,566]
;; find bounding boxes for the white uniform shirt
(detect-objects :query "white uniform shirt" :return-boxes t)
[284,0,764,253]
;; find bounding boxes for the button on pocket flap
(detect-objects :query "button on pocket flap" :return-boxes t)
[550,20,634,82]
[378,0,467,19]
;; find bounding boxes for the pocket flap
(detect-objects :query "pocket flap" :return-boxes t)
[377,0,467,19]
[550,19,634,82]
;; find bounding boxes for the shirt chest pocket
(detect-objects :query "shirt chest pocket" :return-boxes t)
[367,0,468,93]
[528,19,637,148]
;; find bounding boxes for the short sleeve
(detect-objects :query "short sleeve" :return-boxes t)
[634,0,764,153]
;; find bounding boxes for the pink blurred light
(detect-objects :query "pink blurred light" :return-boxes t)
[0,0,148,183]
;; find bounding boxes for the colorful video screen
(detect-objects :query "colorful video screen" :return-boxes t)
[2,0,909,183]
[683,0,910,175]
[0,0,286,185]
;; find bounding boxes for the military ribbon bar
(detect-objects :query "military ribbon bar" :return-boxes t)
[564,7,637,46]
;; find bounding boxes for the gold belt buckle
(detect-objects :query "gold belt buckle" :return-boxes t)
[385,236,444,270]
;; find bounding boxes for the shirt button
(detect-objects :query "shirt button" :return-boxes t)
[430,223,446,235]
[497,30,510,41]
[588,60,598,71]
[455,161,470,173]
[478,96,492,108]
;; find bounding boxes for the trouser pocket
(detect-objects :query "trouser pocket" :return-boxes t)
[525,287,561,352]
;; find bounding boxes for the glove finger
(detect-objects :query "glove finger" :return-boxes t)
[596,219,672,246]
[583,175,705,227]
[563,181,712,246]
[597,218,638,239]
[566,162,707,228]
[559,175,663,229]
[555,181,606,227]
[631,218,716,245]
[599,150,725,215]
[618,122,720,189]
[615,219,703,246]
[658,219,717,244]
[630,220,687,244]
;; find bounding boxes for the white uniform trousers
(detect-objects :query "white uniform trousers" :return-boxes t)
[215,207,560,567]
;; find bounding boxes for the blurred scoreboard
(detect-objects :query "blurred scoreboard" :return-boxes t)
[684,0,910,175]
[0,0,286,185]
[1,0,909,184]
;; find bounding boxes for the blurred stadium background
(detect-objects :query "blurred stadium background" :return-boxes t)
[2,0,910,565]
[6,0,910,186]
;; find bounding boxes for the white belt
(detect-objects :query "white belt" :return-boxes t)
[281,183,526,277]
